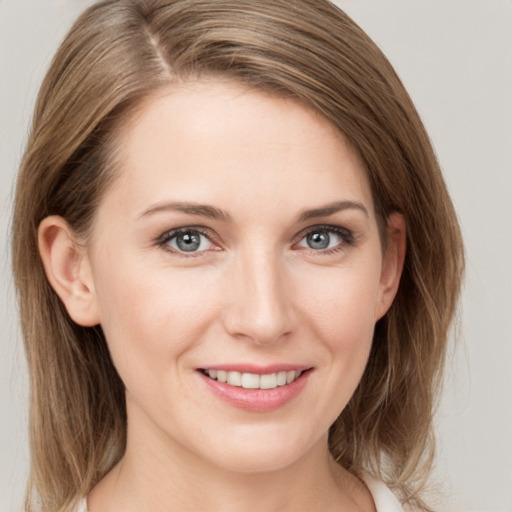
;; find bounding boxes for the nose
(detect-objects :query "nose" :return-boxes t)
[221,248,296,345]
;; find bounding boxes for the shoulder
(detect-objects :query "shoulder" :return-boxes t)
[360,472,405,512]
[75,476,405,512]
[74,498,88,512]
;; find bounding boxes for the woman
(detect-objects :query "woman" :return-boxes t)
[11,1,464,511]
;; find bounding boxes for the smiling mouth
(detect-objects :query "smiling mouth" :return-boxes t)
[200,369,308,390]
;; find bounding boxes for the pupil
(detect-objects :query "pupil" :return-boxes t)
[177,232,200,251]
[307,232,329,249]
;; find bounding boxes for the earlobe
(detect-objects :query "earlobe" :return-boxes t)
[375,212,406,321]
[38,216,100,327]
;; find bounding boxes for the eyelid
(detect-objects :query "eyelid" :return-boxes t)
[155,223,356,257]
[293,224,356,252]
[156,226,221,256]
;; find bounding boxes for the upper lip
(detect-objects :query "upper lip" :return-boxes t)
[198,363,312,374]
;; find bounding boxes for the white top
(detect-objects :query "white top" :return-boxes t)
[75,473,403,511]
[361,472,404,511]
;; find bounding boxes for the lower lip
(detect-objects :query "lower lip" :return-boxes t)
[198,371,311,412]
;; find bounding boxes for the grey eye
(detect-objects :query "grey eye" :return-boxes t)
[167,230,211,252]
[306,232,331,250]
[297,229,344,251]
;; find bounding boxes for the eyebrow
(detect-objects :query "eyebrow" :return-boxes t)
[138,201,231,221]
[297,200,369,222]
[137,199,368,223]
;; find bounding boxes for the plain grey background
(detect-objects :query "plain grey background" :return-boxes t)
[1,1,511,511]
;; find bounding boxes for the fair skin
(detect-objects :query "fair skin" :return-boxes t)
[39,80,405,511]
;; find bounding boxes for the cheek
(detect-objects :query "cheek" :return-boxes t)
[287,263,381,427]
[296,259,382,341]
[90,250,219,384]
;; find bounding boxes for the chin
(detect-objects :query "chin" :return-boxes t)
[192,425,324,474]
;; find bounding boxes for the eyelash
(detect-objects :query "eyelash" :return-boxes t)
[156,224,355,257]
[156,226,216,257]
[294,224,356,255]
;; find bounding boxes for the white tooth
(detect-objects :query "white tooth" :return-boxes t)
[217,370,227,383]
[286,370,296,384]
[227,371,242,387]
[241,373,260,389]
[208,369,217,379]
[277,371,287,386]
[260,373,278,389]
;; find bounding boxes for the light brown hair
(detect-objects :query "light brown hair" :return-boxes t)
[12,1,464,510]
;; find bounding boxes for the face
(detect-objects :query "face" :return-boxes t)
[79,80,401,473]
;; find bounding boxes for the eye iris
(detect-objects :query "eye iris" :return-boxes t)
[176,232,201,252]
[307,231,330,250]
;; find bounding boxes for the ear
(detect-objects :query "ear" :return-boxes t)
[375,212,406,321]
[38,215,100,327]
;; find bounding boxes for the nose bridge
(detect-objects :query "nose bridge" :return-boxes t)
[223,245,294,344]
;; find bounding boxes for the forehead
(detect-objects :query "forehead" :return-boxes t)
[104,79,374,220]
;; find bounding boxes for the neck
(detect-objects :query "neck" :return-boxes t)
[88,408,374,512]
